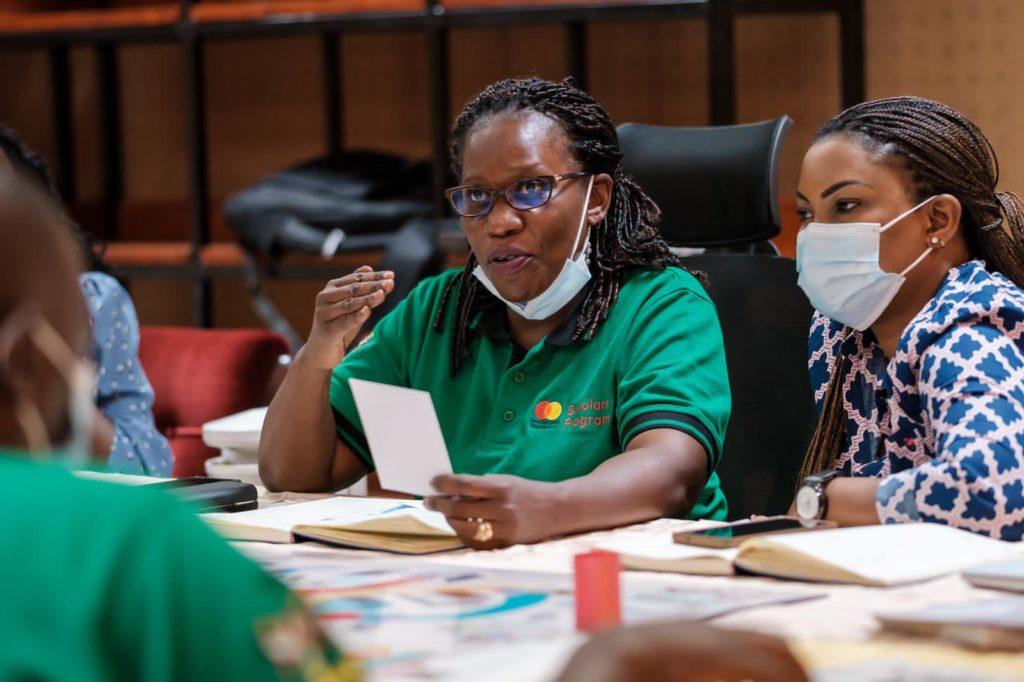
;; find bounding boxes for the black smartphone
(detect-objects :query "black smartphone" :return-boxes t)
[672,516,835,548]
[150,477,258,513]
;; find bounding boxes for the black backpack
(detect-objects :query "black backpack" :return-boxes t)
[224,151,443,350]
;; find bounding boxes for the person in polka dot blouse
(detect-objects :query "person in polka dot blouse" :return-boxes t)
[0,126,173,476]
[80,272,173,476]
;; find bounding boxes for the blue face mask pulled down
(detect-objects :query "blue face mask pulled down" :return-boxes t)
[472,175,594,321]
[796,196,937,331]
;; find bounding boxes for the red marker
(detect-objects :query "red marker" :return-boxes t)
[574,550,622,632]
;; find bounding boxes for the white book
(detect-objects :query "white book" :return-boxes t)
[963,559,1024,593]
[878,597,1024,649]
[599,523,1024,586]
[203,496,462,555]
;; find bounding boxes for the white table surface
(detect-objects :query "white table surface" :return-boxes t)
[247,492,1024,681]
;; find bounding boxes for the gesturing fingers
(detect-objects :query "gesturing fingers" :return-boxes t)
[316,290,387,323]
[325,268,394,291]
[317,278,393,306]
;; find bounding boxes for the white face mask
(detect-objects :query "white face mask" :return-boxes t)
[473,175,594,321]
[3,318,96,466]
[796,196,938,331]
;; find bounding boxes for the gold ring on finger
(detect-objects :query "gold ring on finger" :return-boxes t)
[471,518,494,543]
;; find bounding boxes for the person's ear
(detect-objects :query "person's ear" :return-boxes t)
[924,194,962,248]
[587,173,614,225]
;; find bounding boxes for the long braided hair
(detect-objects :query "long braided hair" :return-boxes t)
[434,77,679,375]
[0,125,107,273]
[797,96,1024,484]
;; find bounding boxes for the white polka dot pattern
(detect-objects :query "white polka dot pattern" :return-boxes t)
[81,273,174,476]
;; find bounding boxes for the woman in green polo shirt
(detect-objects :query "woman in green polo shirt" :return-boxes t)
[260,77,731,548]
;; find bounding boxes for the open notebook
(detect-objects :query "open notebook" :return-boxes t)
[203,496,463,555]
[596,523,1024,586]
[878,597,1024,650]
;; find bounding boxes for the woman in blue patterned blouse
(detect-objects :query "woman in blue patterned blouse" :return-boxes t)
[0,126,173,475]
[794,97,1024,541]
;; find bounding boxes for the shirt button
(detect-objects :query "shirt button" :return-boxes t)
[503,410,515,422]
[513,371,526,383]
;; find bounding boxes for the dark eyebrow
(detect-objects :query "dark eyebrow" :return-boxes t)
[795,190,809,203]
[460,164,548,187]
[821,180,870,199]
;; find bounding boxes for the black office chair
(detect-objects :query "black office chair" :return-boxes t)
[618,117,817,520]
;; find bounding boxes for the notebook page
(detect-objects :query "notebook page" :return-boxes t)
[740,524,1024,585]
[203,496,454,536]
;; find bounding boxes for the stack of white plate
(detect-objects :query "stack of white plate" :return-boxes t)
[200,406,368,494]
[201,407,266,486]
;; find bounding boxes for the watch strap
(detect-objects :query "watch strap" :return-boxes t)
[804,468,842,489]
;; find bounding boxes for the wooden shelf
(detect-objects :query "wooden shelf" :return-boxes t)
[103,240,387,278]
[104,240,193,267]
[441,0,696,9]
[0,4,179,40]
[0,0,863,324]
[190,0,423,23]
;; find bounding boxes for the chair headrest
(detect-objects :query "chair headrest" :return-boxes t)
[617,117,793,247]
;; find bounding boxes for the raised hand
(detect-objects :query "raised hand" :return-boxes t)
[300,265,395,371]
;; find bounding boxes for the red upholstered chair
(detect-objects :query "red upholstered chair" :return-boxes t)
[138,326,289,477]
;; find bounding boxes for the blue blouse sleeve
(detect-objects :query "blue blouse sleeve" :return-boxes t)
[876,319,1024,541]
[81,273,174,476]
[807,312,844,411]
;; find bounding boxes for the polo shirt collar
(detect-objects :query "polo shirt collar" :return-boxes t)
[472,281,595,347]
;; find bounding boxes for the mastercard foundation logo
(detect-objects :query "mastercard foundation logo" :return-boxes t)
[533,401,563,421]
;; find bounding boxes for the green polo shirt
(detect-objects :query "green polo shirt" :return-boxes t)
[0,453,349,681]
[329,266,730,521]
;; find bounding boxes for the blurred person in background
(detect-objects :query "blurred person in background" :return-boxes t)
[0,125,173,475]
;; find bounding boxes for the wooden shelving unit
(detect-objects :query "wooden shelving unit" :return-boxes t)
[0,0,864,326]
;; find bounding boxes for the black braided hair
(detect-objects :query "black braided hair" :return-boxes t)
[797,96,1024,484]
[0,125,106,272]
[433,77,679,375]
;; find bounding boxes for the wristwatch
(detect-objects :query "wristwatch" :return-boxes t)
[795,469,842,528]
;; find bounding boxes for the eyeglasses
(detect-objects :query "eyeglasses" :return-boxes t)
[445,172,590,218]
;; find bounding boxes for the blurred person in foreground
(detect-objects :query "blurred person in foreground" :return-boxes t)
[0,174,353,680]
[557,621,809,682]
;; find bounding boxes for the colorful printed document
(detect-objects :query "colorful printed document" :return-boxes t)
[237,544,819,677]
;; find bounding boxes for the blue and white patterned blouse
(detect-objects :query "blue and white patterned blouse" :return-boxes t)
[808,260,1024,541]
[81,272,173,476]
